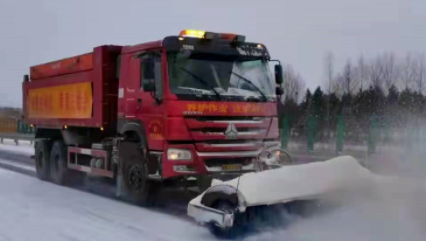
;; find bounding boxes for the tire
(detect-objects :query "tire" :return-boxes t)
[50,141,86,186]
[208,200,240,239]
[120,142,158,206]
[35,141,51,181]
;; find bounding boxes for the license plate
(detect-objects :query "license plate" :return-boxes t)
[221,164,242,171]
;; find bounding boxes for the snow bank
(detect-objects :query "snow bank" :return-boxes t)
[191,156,374,207]
[226,156,373,206]
[245,175,426,241]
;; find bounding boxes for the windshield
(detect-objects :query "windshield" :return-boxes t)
[167,52,275,101]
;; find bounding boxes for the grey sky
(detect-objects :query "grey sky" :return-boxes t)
[1,0,425,107]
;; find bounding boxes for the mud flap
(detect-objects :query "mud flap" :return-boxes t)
[115,160,125,198]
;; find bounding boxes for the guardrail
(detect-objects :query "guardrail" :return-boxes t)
[0,133,34,145]
[0,118,35,145]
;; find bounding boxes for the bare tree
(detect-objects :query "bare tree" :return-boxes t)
[355,55,369,90]
[369,56,385,89]
[331,72,345,98]
[381,52,399,91]
[413,53,426,94]
[399,53,416,90]
[282,64,305,102]
[342,59,360,95]
[324,51,334,94]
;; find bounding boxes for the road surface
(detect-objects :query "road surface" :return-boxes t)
[0,140,425,241]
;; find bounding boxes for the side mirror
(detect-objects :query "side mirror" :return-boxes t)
[276,86,284,96]
[143,81,155,92]
[274,65,283,84]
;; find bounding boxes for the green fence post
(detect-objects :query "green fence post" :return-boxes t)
[368,114,378,154]
[307,116,315,153]
[280,115,290,150]
[17,120,22,134]
[335,114,345,154]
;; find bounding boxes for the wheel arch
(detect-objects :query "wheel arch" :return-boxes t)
[35,128,62,141]
[119,121,148,149]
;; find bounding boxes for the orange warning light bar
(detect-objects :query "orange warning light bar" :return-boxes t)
[179,29,246,42]
[179,29,206,38]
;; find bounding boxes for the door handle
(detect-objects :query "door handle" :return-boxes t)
[137,99,142,104]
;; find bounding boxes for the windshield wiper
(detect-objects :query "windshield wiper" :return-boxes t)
[179,67,221,99]
[231,72,268,101]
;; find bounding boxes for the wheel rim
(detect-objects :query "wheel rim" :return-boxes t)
[127,164,145,192]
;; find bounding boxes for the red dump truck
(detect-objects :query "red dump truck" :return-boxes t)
[23,29,283,203]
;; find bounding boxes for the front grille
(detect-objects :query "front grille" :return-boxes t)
[194,116,266,121]
[185,116,272,144]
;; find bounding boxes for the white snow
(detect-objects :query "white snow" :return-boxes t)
[0,149,425,241]
[191,156,374,207]
[244,175,426,241]
[0,139,34,156]
[0,168,218,241]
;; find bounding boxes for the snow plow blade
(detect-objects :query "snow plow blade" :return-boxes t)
[187,156,373,238]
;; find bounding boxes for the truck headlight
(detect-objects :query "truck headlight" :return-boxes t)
[167,148,192,161]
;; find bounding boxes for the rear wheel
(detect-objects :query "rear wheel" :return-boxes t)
[35,141,51,181]
[50,141,85,186]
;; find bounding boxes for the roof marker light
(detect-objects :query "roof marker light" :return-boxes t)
[179,29,206,38]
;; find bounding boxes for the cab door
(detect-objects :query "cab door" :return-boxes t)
[136,51,165,150]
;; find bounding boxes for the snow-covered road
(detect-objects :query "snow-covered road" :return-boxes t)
[0,141,216,241]
[0,166,218,241]
[0,140,425,241]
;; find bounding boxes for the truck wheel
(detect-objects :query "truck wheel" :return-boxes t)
[50,141,86,186]
[50,141,73,185]
[124,161,158,206]
[50,141,68,185]
[120,142,158,206]
[35,141,51,181]
[208,200,240,239]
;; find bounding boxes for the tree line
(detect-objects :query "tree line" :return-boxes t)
[278,52,426,143]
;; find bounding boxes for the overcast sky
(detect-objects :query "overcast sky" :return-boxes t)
[1,0,425,107]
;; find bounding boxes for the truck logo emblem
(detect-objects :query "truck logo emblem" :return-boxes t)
[225,123,238,139]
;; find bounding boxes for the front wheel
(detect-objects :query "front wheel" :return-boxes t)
[120,142,158,206]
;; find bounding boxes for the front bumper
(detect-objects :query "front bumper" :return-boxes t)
[187,203,234,228]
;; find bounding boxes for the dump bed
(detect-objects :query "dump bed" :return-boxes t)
[23,45,122,130]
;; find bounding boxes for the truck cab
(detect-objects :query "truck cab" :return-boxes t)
[117,30,283,181]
